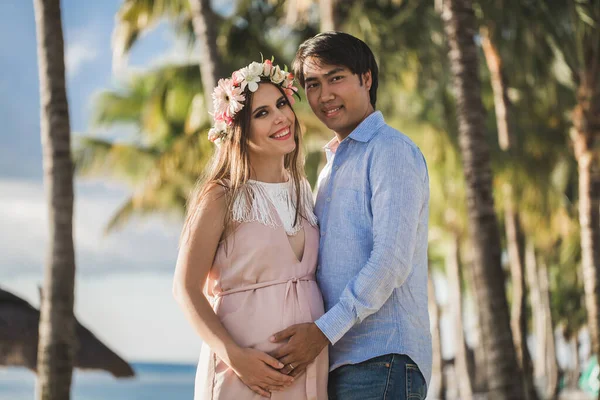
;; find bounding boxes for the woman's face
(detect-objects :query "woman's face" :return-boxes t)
[247,83,296,160]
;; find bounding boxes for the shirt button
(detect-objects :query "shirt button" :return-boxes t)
[326,197,331,202]
[334,165,339,171]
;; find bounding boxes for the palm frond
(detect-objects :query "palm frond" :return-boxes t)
[112,0,191,70]
[74,137,159,185]
[104,186,187,234]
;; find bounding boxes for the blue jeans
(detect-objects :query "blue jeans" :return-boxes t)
[328,354,427,400]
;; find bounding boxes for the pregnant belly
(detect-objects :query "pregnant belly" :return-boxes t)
[215,280,324,351]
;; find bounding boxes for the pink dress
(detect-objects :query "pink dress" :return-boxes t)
[194,180,329,400]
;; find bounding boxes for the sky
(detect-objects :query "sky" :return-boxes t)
[0,0,215,363]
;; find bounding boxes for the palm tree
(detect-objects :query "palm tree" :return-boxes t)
[533,3,600,385]
[445,236,474,400]
[441,0,524,397]
[508,57,576,398]
[276,0,347,32]
[75,64,213,231]
[111,0,191,70]
[533,246,560,399]
[32,0,76,398]
[479,20,539,399]
[319,0,339,31]
[522,189,567,400]
[422,124,474,399]
[188,0,221,108]
[112,0,221,111]
[517,5,600,397]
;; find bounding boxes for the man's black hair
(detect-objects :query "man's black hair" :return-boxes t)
[292,31,379,108]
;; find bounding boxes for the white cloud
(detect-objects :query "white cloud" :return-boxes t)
[66,42,98,77]
[0,178,182,278]
[148,39,200,68]
[64,26,101,78]
[113,33,199,81]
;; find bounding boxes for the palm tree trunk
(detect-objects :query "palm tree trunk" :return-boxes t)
[428,272,447,400]
[538,258,559,399]
[481,29,538,400]
[527,242,559,399]
[573,70,600,400]
[571,332,581,388]
[462,256,488,394]
[188,0,221,112]
[504,185,538,400]
[441,0,524,398]
[33,0,77,399]
[526,242,546,384]
[480,27,513,151]
[445,234,473,400]
[319,0,340,32]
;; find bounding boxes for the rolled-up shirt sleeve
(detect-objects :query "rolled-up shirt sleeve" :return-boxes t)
[315,137,428,344]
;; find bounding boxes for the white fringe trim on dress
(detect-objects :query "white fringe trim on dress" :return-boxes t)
[231,178,318,236]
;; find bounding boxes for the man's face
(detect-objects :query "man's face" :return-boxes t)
[302,57,374,139]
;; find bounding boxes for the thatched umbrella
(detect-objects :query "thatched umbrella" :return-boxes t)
[0,287,135,378]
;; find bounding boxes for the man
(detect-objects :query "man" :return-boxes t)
[270,32,431,399]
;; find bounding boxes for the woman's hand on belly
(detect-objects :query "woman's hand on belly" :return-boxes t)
[228,346,296,397]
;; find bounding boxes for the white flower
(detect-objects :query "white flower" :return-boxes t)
[208,128,222,144]
[236,62,263,92]
[248,62,263,76]
[270,66,286,84]
[208,120,229,145]
[214,119,228,132]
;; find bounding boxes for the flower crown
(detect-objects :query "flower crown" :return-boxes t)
[208,58,300,145]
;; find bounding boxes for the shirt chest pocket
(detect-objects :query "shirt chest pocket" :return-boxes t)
[330,187,371,238]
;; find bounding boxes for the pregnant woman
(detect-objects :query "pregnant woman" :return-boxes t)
[173,59,328,400]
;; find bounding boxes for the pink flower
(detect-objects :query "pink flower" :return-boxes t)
[284,88,296,106]
[264,59,273,76]
[212,78,245,121]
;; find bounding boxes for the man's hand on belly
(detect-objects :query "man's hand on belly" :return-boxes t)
[269,323,330,378]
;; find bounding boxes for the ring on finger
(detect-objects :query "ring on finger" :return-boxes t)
[287,363,295,370]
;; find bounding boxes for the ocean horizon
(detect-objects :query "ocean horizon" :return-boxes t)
[0,361,196,400]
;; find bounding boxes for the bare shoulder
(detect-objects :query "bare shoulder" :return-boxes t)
[184,182,229,241]
[200,182,228,211]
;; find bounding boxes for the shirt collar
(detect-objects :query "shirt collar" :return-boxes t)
[323,137,339,163]
[323,136,340,153]
[322,111,385,161]
[348,111,385,142]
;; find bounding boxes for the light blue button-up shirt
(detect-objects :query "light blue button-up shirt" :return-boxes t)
[314,111,432,388]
